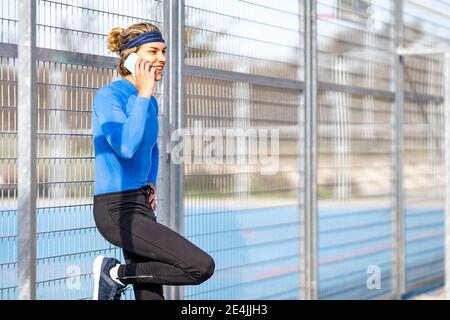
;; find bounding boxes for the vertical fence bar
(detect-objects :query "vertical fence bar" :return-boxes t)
[394,0,405,299]
[163,0,185,300]
[303,0,317,300]
[445,52,450,300]
[17,0,37,300]
[161,0,170,301]
[298,0,305,301]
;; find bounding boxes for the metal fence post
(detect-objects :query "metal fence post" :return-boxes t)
[163,0,185,300]
[394,0,405,299]
[17,0,37,300]
[304,0,318,300]
[445,52,450,300]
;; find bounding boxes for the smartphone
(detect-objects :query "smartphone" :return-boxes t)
[124,52,152,74]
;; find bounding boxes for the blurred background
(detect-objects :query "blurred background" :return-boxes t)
[0,0,450,300]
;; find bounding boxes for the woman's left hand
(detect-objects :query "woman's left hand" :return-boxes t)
[148,182,157,211]
[149,194,157,211]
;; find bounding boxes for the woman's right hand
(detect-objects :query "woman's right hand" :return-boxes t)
[135,57,157,99]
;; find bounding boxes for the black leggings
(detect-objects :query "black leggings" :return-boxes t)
[93,187,215,300]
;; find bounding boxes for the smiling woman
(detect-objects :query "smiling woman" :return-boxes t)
[89,22,215,301]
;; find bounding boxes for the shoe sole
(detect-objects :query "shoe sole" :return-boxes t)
[92,255,106,300]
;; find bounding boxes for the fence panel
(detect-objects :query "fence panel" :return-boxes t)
[316,0,397,299]
[182,0,304,299]
[16,0,164,300]
[0,0,19,300]
[402,0,450,292]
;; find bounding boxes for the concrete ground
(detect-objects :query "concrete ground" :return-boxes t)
[408,287,446,300]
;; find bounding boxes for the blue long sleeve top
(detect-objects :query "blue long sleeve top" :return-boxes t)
[92,79,159,195]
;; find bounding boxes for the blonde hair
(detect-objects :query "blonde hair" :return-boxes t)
[107,22,162,77]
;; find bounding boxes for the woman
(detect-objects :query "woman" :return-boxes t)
[91,22,215,300]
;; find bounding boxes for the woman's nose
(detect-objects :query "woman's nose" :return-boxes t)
[157,53,166,63]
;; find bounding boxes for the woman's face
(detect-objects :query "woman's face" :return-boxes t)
[137,42,166,81]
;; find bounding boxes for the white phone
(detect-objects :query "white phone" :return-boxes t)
[124,52,153,75]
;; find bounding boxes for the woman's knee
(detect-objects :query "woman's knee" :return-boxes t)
[191,254,215,285]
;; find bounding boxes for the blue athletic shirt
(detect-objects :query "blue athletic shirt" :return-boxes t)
[92,78,159,195]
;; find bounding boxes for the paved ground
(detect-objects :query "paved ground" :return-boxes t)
[409,287,446,300]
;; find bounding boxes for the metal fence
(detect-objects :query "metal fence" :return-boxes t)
[0,0,449,300]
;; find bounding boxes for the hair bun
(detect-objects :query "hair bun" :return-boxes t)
[107,27,124,53]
